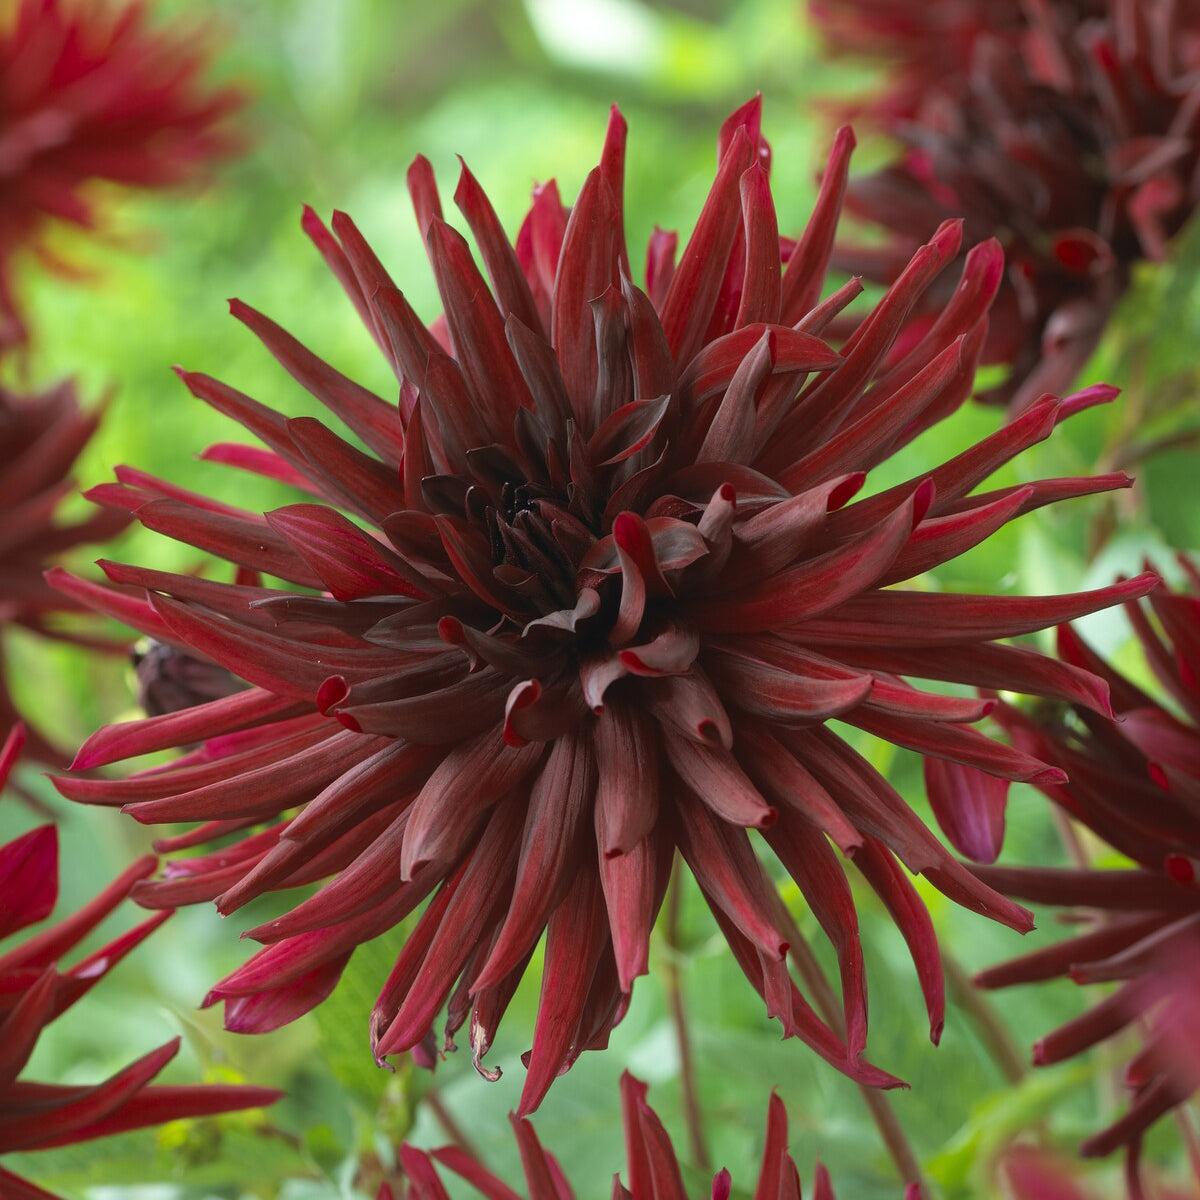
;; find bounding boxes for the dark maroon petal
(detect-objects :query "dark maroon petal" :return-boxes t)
[375,807,522,1057]
[765,815,868,1052]
[0,1039,180,1151]
[733,724,861,852]
[229,299,404,464]
[32,1080,282,1149]
[594,704,661,856]
[552,168,620,428]
[793,573,1160,647]
[724,473,864,583]
[426,218,536,437]
[45,567,173,644]
[0,827,57,942]
[852,838,944,1043]
[780,126,855,323]
[975,916,1161,990]
[676,795,786,961]
[0,853,155,975]
[400,733,544,877]
[432,1146,525,1200]
[454,161,541,334]
[265,504,432,601]
[704,641,873,723]
[473,735,596,992]
[846,708,1063,784]
[283,417,407,522]
[691,488,921,633]
[597,829,660,993]
[924,758,1010,863]
[0,968,56,1087]
[517,868,609,1115]
[219,956,352,1034]
[660,126,756,367]
[620,1072,687,1200]
[664,734,776,829]
[735,162,782,328]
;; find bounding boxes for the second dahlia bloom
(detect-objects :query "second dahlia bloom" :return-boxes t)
[0,0,243,352]
[56,100,1154,1112]
[815,0,1200,411]
[0,379,129,765]
[973,563,1200,1162]
[0,725,281,1200]
[394,1073,921,1200]
[806,0,1033,124]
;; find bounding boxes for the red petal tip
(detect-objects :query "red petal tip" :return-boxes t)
[1032,767,1068,786]
[1165,854,1195,884]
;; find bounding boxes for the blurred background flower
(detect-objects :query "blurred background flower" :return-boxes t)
[0,0,244,354]
[972,564,1200,1178]
[813,0,1200,413]
[0,728,281,1200]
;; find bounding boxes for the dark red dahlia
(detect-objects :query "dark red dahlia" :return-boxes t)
[806,0,1035,124]
[814,0,1200,411]
[0,0,243,352]
[55,99,1155,1113]
[0,380,129,765]
[395,1072,921,1200]
[972,562,1200,1161]
[0,725,280,1200]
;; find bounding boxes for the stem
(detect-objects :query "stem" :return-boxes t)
[663,861,712,1174]
[1050,806,1091,871]
[1174,1105,1200,1193]
[942,952,1027,1084]
[784,920,924,1190]
[426,1090,482,1160]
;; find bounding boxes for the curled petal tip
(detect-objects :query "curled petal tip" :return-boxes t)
[1032,767,1068,786]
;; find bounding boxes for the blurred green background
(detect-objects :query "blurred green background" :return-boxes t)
[3,0,1199,1197]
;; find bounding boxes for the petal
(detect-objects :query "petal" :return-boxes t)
[924,758,1010,863]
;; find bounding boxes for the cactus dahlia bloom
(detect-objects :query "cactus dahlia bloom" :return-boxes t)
[55,99,1154,1113]
[973,563,1200,1162]
[0,380,129,766]
[0,726,280,1200]
[393,1073,922,1200]
[806,0,1032,124]
[0,0,243,352]
[813,0,1200,411]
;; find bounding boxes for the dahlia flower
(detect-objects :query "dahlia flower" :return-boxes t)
[0,724,280,1200]
[394,1073,921,1200]
[55,99,1155,1113]
[973,563,1200,1160]
[814,0,1200,411]
[806,0,1029,123]
[0,379,129,765]
[0,0,243,352]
